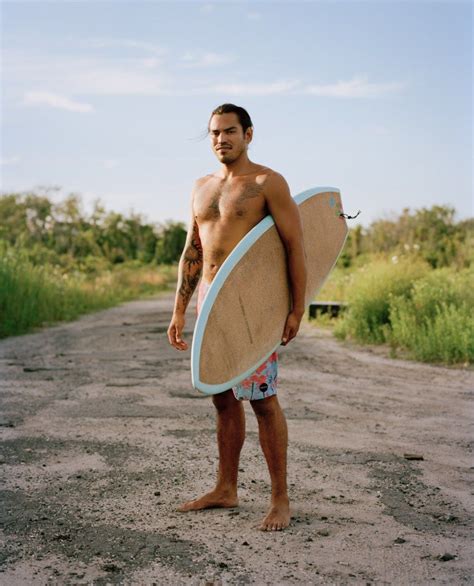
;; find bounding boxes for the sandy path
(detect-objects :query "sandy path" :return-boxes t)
[0,291,472,585]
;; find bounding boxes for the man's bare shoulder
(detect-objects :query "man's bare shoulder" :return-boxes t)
[260,168,289,188]
[253,164,277,178]
[253,165,287,184]
[194,174,216,188]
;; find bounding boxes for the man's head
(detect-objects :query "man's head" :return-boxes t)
[208,103,253,164]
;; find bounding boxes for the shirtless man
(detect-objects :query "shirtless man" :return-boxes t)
[167,103,307,531]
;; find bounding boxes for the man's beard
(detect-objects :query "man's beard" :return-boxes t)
[219,153,234,163]
[218,147,242,164]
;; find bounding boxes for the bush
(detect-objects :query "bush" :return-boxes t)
[333,259,473,364]
[388,268,474,364]
[315,265,352,302]
[333,258,430,343]
[155,221,187,264]
[0,248,177,338]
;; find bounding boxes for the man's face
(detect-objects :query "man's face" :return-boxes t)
[209,112,252,164]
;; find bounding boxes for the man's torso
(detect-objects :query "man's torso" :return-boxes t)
[194,164,275,283]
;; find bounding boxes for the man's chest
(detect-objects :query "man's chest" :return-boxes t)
[194,179,267,222]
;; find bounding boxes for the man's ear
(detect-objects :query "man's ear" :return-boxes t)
[245,127,253,145]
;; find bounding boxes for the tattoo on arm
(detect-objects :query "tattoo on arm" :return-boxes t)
[183,223,203,269]
[177,271,201,308]
[175,222,203,312]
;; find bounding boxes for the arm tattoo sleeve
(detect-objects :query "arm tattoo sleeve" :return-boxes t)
[174,222,203,314]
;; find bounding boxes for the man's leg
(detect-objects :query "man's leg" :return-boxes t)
[250,395,290,530]
[177,389,245,511]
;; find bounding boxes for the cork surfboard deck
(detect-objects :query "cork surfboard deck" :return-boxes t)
[191,186,348,395]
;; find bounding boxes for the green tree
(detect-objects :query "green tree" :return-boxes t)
[155,221,187,264]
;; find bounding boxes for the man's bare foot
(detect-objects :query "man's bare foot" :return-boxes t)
[258,498,291,531]
[176,489,238,512]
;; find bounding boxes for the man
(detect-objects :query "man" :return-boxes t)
[167,103,307,531]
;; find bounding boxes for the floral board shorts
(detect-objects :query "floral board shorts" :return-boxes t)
[196,279,278,401]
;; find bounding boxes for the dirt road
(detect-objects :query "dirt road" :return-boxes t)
[1,292,472,585]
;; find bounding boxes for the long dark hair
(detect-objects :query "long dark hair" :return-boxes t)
[208,103,253,134]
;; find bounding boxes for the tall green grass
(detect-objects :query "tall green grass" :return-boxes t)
[333,258,473,364]
[0,248,176,338]
[315,265,351,303]
[333,258,430,343]
[388,269,473,363]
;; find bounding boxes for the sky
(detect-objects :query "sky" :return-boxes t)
[1,0,472,228]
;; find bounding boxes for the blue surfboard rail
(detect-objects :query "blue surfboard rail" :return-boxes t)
[191,186,342,395]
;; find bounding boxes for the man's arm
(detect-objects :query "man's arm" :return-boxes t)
[167,186,203,350]
[265,172,307,345]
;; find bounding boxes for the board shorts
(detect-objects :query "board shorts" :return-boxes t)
[196,279,278,401]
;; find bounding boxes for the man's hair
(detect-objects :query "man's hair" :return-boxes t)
[208,103,253,134]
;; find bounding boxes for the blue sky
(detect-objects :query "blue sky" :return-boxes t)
[1,0,472,227]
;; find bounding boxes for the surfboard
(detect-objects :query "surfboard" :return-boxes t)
[191,186,348,395]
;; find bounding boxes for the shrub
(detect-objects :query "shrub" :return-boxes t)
[388,268,474,363]
[333,258,430,343]
[0,249,177,338]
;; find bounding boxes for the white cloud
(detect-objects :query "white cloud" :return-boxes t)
[212,80,301,96]
[5,49,405,100]
[81,38,167,57]
[0,156,20,166]
[372,124,390,136]
[23,91,94,112]
[181,51,234,68]
[200,3,214,13]
[305,75,405,98]
[5,50,171,97]
[103,159,119,169]
[141,58,162,70]
[205,76,404,98]
[69,62,169,95]
[247,11,261,20]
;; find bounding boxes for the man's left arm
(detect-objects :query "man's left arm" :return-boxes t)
[265,173,307,345]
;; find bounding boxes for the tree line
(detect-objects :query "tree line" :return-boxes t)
[0,189,471,271]
[0,189,187,270]
[339,205,472,269]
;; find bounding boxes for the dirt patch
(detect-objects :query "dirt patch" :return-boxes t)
[0,292,473,584]
[1,488,208,579]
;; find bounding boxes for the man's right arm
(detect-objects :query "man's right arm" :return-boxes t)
[173,219,203,316]
[167,187,203,350]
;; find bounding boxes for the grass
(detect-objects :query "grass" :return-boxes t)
[317,257,473,365]
[314,265,351,303]
[0,250,177,338]
[3,243,472,365]
[388,268,474,364]
[332,257,430,344]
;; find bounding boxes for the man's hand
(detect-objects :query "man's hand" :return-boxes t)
[168,313,188,351]
[281,310,304,346]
